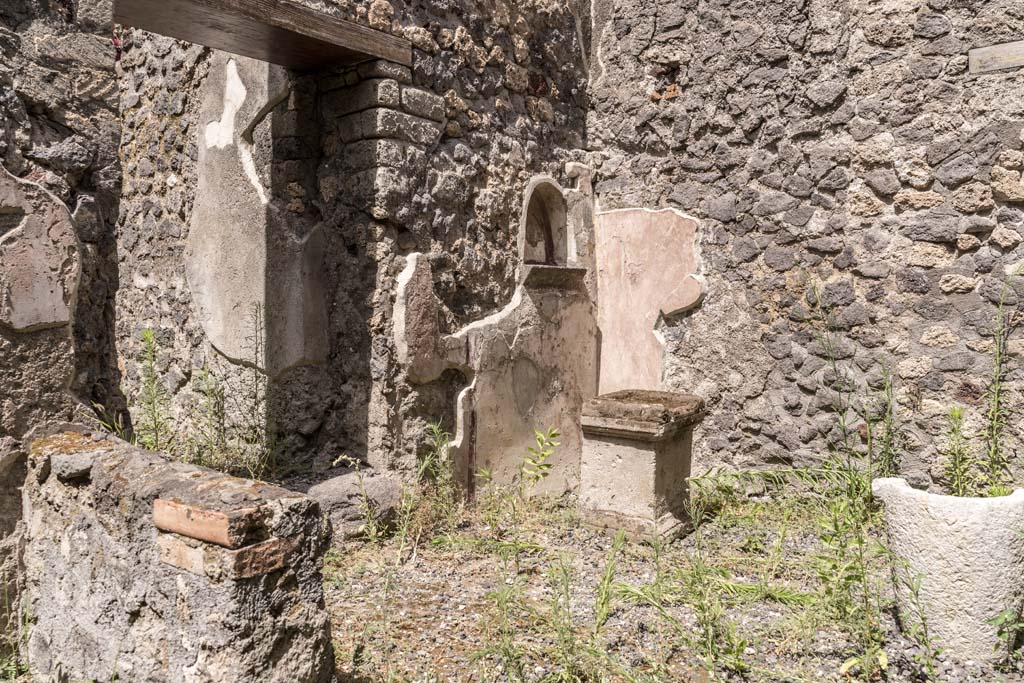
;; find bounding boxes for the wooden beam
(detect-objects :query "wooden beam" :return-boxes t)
[969,40,1024,75]
[113,0,412,71]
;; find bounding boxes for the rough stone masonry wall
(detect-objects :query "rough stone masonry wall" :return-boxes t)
[1,0,122,639]
[113,0,590,476]
[24,430,333,681]
[313,0,589,473]
[1,0,124,422]
[590,0,1024,486]
[113,34,209,439]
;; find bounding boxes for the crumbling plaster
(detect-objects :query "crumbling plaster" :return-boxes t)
[185,53,328,378]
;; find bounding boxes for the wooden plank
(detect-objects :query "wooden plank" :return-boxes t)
[113,0,412,70]
[969,40,1024,75]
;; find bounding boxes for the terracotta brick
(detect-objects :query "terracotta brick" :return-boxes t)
[224,537,298,580]
[153,498,264,548]
[157,532,297,580]
[156,532,207,575]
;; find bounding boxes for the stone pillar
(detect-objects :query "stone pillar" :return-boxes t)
[316,60,448,471]
[579,390,704,539]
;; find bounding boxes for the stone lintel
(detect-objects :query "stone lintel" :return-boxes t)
[112,0,412,71]
[153,498,266,549]
[581,390,705,442]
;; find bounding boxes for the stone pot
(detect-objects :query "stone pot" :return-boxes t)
[872,477,1024,663]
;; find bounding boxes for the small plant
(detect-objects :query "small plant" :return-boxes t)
[521,428,560,492]
[117,306,279,482]
[542,555,589,682]
[232,303,277,480]
[418,422,460,533]
[474,550,529,683]
[989,606,1024,668]
[592,530,626,636]
[185,367,228,469]
[136,328,174,453]
[942,407,978,498]
[0,655,26,681]
[0,582,29,682]
[875,370,902,478]
[981,291,1014,492]
[616,503,748,678]
[393,485,420,563]
[814,487,887,682]
[838,646,888,681]
[898,568,942,680]
[681,546,749,675]
[92,402,132,442]
[348,458,384,547]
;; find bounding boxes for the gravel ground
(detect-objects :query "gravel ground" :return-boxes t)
[324,493,1024,683]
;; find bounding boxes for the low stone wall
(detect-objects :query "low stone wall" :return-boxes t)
[22,430,334,682]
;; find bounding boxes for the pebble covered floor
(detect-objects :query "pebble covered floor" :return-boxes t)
[325,494,1023,683]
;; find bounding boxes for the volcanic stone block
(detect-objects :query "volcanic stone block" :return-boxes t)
[321,78,400,118]
[400,85,446,122]
[24,430,334,682]
[873,478,1024,663]
[579,391,705,539]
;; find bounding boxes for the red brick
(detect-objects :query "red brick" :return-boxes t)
[157,532,297,580]
[153,499,263,548]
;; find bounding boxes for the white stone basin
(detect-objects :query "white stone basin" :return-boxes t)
[872,477,1024,663]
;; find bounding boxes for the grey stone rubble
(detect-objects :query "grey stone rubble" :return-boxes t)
[306,468,403,541]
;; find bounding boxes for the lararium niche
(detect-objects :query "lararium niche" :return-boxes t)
[519,176,572,268]
[395,171,598,496]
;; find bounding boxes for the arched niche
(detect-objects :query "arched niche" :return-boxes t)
[518,177,570,267]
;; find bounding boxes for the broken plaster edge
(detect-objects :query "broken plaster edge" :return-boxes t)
[594,205,708,352]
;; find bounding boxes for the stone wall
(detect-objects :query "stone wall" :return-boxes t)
[12,0,1021,504]
[113,32,209,445]
[112,0,590,477]
[1,0,123,421]
[24,429,333,681]
[589,0,1024,485]
[1,0,122,640]
[316,0,588,474]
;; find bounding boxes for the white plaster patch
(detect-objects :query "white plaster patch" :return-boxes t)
[203,59,268,205]
[204,59,246,149]
[239,145,268,205]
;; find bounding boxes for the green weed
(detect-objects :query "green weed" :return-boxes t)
[521,428,560,493]
[942,407,978,497]
[137,329,174,453]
